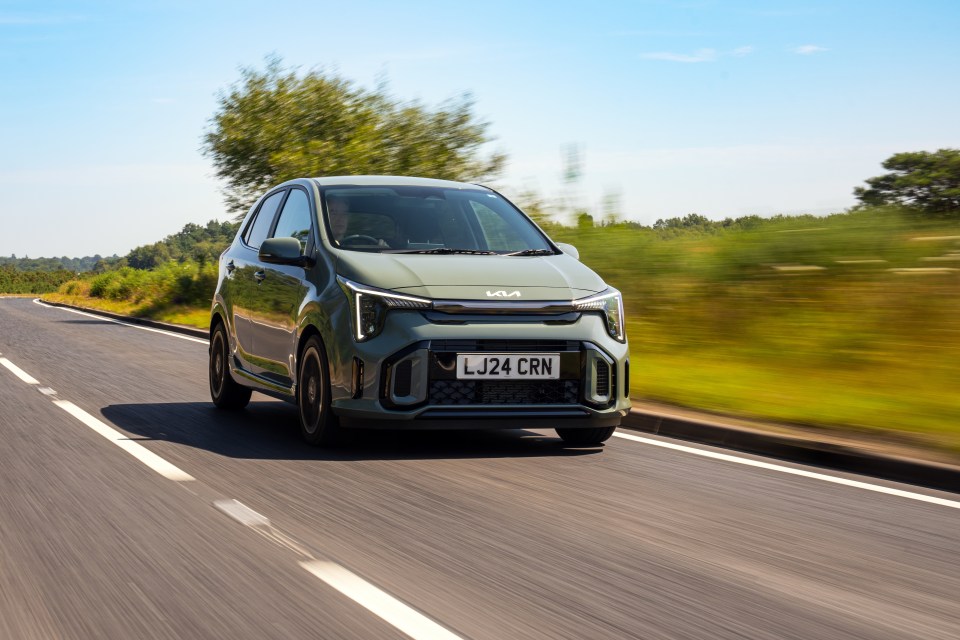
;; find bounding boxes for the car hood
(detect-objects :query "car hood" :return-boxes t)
[334,252,607,301]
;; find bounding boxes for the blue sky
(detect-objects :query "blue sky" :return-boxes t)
[2,0,959,258]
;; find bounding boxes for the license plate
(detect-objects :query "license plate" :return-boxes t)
[456,353,560,380]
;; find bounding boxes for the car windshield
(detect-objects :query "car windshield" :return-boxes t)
[320,185,555,254]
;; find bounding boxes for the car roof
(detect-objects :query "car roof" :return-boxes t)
[310,175,490,191]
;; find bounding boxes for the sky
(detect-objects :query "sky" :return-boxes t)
[1,0,959,259]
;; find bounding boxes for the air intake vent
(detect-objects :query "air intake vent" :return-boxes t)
[595,360,610,397]
[394,360,413,398]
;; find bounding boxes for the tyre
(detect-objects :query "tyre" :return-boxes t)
[297,336,341,446]
[209,321,252,410]
[555,426,616,445]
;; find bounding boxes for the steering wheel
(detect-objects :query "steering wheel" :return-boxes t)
[341,234,380,246]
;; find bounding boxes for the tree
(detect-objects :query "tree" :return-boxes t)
[854,149,960,216]
[203,57,506,214]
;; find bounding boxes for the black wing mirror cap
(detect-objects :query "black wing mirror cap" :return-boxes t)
[259,237,313,266]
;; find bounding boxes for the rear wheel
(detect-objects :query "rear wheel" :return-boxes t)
[297,336,341,446]
[556,426,616,445]
[209,321,252,410]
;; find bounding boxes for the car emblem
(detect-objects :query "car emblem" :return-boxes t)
[486,290,521,297]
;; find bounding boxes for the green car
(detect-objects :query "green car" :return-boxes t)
[209,176,630,445]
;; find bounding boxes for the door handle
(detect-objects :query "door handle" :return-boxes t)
[226,260,236,274]
[254,270,266,283]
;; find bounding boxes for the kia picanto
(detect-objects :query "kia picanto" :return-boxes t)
[209,176,630,446]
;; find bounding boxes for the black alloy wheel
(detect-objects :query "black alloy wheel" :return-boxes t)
[209,321,252,410]
[297,336,341,445]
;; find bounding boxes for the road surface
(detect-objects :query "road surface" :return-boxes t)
[1,297,958,639]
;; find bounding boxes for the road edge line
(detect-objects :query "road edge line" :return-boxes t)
[621,409,960,494]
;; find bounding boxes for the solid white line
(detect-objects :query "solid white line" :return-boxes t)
[301,561,463,640]
[0,357,40,384]
[54,400,195,482]
[33,299,208,344]
[613,431,960,510]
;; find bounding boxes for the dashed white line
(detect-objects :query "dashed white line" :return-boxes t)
[613,431,960,510]
[32,298,208,344]
[214,499,271,528]
[53,400,195,482]
[0,357,40,384]
[4,307,467,640]
[301,561,464,640]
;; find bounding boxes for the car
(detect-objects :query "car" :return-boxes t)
[209,176,631,446]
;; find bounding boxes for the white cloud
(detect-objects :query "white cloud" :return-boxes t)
[794,44,828,55]
[640,48,717,63]
[731,45,755,57]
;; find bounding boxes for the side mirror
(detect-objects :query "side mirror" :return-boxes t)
[555,242,580,260]
[259,237,312,266]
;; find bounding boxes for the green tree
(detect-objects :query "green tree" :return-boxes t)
[854,149,960,216]
[203,57,506,214]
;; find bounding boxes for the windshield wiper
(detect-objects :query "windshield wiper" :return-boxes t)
[387,248,498,255]
[503,249,556,256]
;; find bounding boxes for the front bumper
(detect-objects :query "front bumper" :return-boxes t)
[327,310,631,429]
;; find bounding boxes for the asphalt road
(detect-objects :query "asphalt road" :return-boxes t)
[1,296,958,640]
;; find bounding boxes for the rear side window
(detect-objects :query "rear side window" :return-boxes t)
[243,191,285,249]
[272,189,313,250]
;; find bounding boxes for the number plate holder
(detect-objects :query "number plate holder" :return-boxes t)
[455,353,560,380]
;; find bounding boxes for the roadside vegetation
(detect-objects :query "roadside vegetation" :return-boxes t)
[34,206,960,455]
[9,58,960,457]
[0,265,76,294]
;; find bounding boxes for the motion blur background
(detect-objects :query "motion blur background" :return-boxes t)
[1,0,958,459]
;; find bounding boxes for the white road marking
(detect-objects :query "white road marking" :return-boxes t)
[214,499,270,528]
[0,357,40,384]
[6,304,469,640]
[301,561,463,640]
[32,298,208,344]
[54,400,195,482]
[613,431,960,510]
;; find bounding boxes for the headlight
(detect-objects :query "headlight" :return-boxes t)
[337,276,432,342]
[574,289,626,342]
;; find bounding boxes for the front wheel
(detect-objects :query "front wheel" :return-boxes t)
[297,336,342,446]
[209,322,252,410]
[556,426,616,445]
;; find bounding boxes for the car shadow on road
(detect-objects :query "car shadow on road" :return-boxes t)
[101,400,604,461]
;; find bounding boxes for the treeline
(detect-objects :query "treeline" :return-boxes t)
[0,265,76,294]
[123,219,239,269]
[0,254,109,273]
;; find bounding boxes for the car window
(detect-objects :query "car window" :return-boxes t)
[469,201,528,252]
[319,186,551,254]
[244,190,285,249]
[272,188,312,250]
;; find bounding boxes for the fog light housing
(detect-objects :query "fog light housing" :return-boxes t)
[583,347,615,405]
[387,349,428,406]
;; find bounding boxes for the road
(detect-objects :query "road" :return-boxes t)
[1,296,958,639]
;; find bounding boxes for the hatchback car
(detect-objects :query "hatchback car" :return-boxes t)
[209,176,630,445]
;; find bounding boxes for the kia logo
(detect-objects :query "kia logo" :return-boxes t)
[486,290,521,298]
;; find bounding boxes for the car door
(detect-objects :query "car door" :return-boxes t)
[250,186,314,387]
[230,189,286,376]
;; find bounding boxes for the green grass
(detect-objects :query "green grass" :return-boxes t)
[41,207,960,457]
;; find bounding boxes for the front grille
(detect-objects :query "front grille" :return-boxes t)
[429,380,580,405]
[430,339,579,353]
